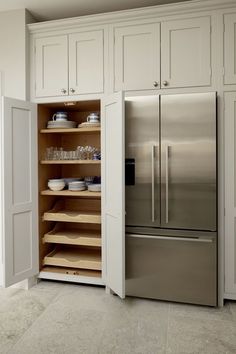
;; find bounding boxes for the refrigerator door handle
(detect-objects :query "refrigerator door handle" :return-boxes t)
[165,145,169,223]
[151,145,155,222]
[127,233,214,243]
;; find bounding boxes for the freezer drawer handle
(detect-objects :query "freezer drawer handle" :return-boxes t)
[165,145,169,224]
[127,234,214,243]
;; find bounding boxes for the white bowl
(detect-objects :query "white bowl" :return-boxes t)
[88,184,101,192]
[48,181,65,191]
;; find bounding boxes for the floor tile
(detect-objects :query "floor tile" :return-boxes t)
[0,284,59,354]
[166,314,236,354]
[169,300,235,323]
[10,306,106,354]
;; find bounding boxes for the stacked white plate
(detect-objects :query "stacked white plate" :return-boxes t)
[64,178,83,188]
[47,120,76,129]
[78,122,100,128]
[68,181,86,191]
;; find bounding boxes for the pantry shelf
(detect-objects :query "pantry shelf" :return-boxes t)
[40,127,101,134]
[43,247,101,270]
[40,160,101,165]
[41,190,101,198]
[43,209,101,224]
[43,227,101,247]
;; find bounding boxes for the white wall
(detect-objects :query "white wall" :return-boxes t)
[0,9,35,100]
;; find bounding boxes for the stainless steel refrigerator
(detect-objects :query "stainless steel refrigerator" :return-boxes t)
[125,92,217,306]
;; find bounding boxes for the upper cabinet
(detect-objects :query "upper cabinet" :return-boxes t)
[35,35,68,98]
[69,31,104,95]
[114,23,160,91]
[161,17,211,89]
[113,16,211,91]
[34,29,104,98]
[224,13,236,85]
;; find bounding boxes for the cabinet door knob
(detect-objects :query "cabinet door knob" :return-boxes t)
[153,81,159,87]
[163,81,168,86]
[61,88,67,94]
[70,88,75,93]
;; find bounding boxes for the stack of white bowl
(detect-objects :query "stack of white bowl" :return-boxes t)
[68,181,86,191]
[48,179,65,191]
[88,184,101,192]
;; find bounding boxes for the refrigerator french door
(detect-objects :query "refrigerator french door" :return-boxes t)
[125,92,217,306]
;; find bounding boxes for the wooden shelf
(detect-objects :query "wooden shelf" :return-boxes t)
[40,160,101,165]
[40,127,100,134]
[41,189,101,198]
[41,266,101,278]
[43,209,101,224]
[43,226,101,247]
[43,247,101,270]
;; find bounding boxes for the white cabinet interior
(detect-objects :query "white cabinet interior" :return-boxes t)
[37,100,103,283]
[114,23,160,91]
[34,30,104,98]
[224,13,236,85]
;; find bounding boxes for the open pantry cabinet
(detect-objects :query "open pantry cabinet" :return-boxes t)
[0,93,125,298]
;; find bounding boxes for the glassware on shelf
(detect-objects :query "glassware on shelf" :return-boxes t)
[43,146,101,161]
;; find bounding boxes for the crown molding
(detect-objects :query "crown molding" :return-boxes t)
[28,0,236,34]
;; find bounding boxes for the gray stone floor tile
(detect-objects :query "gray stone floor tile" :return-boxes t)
[166,314,236,354]
[0,284,60,354]
[9,306,106,354]
[169,300,235,322]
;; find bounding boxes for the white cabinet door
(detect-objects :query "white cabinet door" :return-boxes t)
[224,13,236,85]
[161,17,211,88]
[69,30,104,95]
[225,92,236,296]
[114,23,160,91]
[0,97,38,287]
[101,92,125,298]
[35,35,68,98]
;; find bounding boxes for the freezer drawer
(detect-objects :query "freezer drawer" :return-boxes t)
[126,233,217,306]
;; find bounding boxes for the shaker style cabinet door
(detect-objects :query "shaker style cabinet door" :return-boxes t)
[35,35,68,98]
[101,92,125,298]
[69,30,104,95]
[161,17,211,88]
[225,92,236,296]
[114,23,160,91]
[224,13,236,85]
[0,97,38,287]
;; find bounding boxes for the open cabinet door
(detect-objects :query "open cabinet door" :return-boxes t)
[101,92,125,298]
[0,97,38,287]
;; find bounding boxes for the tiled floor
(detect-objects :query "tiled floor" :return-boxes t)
[0,281,236,354]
